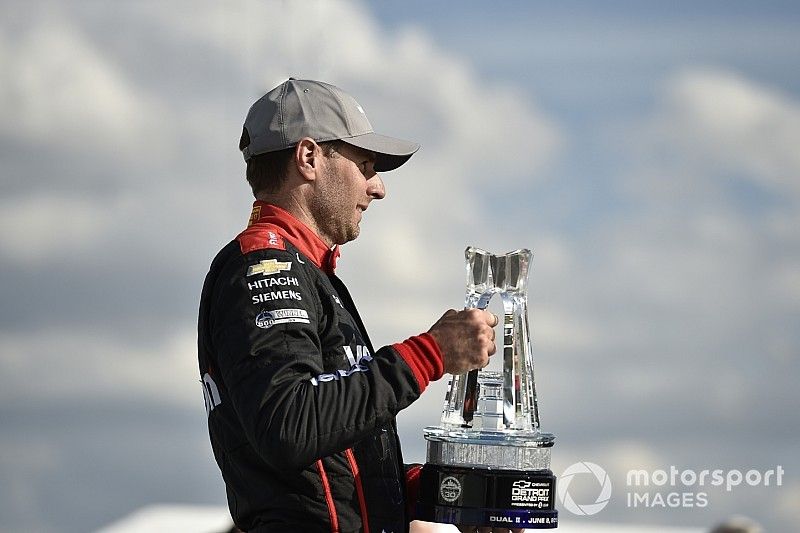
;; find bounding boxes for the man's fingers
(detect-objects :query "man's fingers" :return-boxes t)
[488,340,497,357]
[429,308,502,374]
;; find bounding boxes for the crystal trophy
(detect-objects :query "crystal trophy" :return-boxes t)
[417,247,557,528]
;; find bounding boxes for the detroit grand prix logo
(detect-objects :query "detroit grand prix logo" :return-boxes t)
[557,462,612,516]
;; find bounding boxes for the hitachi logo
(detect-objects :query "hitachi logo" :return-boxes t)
[247,276,299,291]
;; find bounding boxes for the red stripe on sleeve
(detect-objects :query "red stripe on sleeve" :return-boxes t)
[392,333,444,393]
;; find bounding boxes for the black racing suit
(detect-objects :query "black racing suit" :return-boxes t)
[198,202,443,532]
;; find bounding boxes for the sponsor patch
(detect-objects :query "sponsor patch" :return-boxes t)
[247,259,292,277]
[247,276,299,291]
[251,290,302,304]
[255,308,310,329]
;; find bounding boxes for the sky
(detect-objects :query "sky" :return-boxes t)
[1,1,798,531]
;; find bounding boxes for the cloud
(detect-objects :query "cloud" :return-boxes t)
[0,326,200,408]
[660,69,800,193]
[570,68,800,357]
[564,69,800,429]
[623,68,800,207]
[0,9,171,159]
[777,481,800,526]
[0,195,116,262]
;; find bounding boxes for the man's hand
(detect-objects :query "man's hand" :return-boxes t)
[427,309,498,374]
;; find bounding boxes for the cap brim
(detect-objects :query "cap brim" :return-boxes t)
[342,132,420,172]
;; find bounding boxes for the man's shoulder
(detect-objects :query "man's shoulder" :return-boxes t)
[206,225,295,281]
[231,224,322,284]
[209,223,323,285]
[236,222,289,255]
[203,230,316,300]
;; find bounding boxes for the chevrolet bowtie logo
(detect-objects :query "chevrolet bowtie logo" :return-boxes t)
[247,259,292,277]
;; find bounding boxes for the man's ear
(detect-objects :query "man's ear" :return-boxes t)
[294,138,319,182]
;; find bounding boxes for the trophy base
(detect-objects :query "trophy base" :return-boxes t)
[417,464,558,529]
[424,426,555,470]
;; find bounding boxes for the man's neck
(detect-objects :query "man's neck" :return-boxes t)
[255,193,332,248]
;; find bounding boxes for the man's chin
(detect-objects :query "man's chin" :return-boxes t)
[336,227,360,246]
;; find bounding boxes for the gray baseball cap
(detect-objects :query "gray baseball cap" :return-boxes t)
[241,78,420,172]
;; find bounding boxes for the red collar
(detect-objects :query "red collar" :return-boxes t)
[246,201,340,273]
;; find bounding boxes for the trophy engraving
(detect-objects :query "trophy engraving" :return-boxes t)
[417,247,558,528]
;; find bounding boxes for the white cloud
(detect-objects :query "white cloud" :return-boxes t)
[777,482,800,526]
[654,68,800,194]
[592,69,800,349]
[0,327,200,409]
[0,11,171,158]
[601,440,665,475]
[0,195,115,262]
[534,309,601,353]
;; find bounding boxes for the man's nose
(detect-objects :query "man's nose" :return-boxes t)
[367,175,386,200]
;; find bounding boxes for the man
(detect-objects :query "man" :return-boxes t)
[198,79,499,533]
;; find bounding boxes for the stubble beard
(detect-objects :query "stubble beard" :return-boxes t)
[309,169,360,246]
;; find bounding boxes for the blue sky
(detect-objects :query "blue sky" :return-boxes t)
[1,1,798,531]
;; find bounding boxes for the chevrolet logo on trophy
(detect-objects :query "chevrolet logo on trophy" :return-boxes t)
[417,247,558,528]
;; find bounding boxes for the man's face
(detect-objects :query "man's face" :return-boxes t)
[309,142,385,246]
